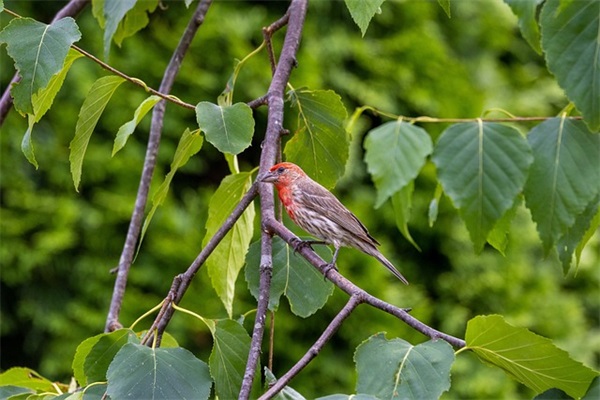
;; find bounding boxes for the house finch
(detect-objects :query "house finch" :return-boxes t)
[260,162,408,284]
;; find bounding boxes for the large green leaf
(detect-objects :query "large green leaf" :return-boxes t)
[245,237,334,318]
[541,0,600,131]
[139,128,203,250]
[284,89,349,189]
[112,95,161,156]
[344,0,386,36]
[209,319,260,400]
[364,119,432,208]
[72,329,138,386]
[504,0,543,54]
[432,122,533,251]
[69,75,125,191]
[106,343,212,400]
[0,368,56,392]
[195,101,255,155]
[204,172,255,318]
[0,17,81,114]
[465,315,598,398]
[354,334,454,399]
[102,0,137,59]
[523,118,600,253]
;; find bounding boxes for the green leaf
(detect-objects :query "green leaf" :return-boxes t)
[541,0,600,131]
[102,0,137,59]
[265,369,307,400]
[465,315,598,398]
[504,0,543,54]
[364,120,432,208]
[486,197,520,256]
[523,118,600,253]
[432,122,533,252]
[318,395,378,400]
[112,95,161,156]
[195,101,255,155]
[245,237,334,318]
[0,17,81,114]
[72,329,138,386]
[438,0,451,17]
[0,386,34,399]
[106,343,212,400]
[112,0,159,47]
[0,368,56,392]
[354,334,454,399]
[583,376,600,400]
[139,128,203,250]
[22,115,38,169]
[204,172,255,318]
[576,205,600,267]
[69,75,125,191]
[344,0,386,36]
[284,89,349,189]
[428,183,443,227]
[557,195,599,274]
[391,181,421,251]
[209,319,260,400]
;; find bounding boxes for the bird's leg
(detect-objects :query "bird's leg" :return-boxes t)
[322,246,340,278]
[289,237,328,254]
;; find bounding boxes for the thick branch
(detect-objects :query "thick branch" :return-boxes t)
[0,0,90,125]
[240,1,308,398]
[104,0,213,332]
[260,296,362,400]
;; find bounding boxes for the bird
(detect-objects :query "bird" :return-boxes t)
[260,162,408,284]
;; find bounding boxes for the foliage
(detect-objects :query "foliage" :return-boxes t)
[1,0,598,399]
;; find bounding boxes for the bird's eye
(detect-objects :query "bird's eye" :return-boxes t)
[277,167,285,174]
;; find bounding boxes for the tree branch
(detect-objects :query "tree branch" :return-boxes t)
[0,0,90,125]
[104,0,213,332]
[240,1,308,398]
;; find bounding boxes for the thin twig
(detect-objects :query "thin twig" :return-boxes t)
[0,0,90,125]
[240,1,308,398]
[104,0,214,332]
[260,296,362,400]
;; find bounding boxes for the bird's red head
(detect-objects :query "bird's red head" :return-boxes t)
[260,162,307,188]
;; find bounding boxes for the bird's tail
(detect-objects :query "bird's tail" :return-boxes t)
[374,252,409,285]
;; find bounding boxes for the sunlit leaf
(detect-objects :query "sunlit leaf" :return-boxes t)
[106,343,211,399]
[486,197,520,255]
[245,237,333,317]
[0,368,56,392]
[354,334,454,399]
[504,0,543,54]
[69,75,125,191]
[285,89,349,189]
[576,206,600,267]
[204,172,255,318]
[523,118,600,254]
[364,119,432,208]
[432,122,533,252]
[344,0,386,36]
[112,95,161,156]
[0,17,81,114]
[196,102,255,155]
[465,315,598,398]
[541,0,600,130]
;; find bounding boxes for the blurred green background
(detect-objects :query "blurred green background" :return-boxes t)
[1,1,598,398]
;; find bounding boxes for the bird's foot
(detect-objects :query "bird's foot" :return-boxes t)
[321,262,338,280]
[290,238,327,254]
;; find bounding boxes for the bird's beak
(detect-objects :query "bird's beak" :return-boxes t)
[258,170,277,183]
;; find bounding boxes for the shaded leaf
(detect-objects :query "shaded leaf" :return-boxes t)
[112,95,161,156]
[364,119,432,208]
[354,334,454,399]
[102,0,137,59]
[204,172,255,318]
[437,0,451,18]
[541,0,600,130]
[486,197,520,255]
[391,181,421,250]
[576,206,600,267]
[196,101,254,155]
[432,122,533,252]
[344,0,386,36]
[504,0,543,54]
[285,89,349,189]
[69,75,125,191]
[465,315,598,398]
[139,128,203,250]
[72,329,138,386]
[428,183,443,227]
[265,368,307,400]
[245,237,334,317]
[106,343,211,400]
[113,0,159,47]
[318,395,378,400]
[209,319,260,400]
[0,386,34,399]
[0,17,81,114]
[523,118,600,253]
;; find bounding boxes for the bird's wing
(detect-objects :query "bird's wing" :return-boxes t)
[298,180,380,246]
